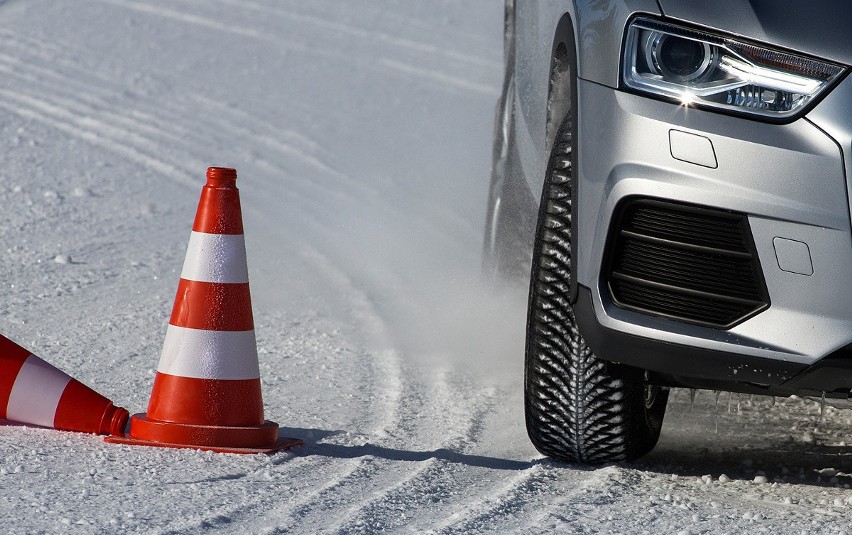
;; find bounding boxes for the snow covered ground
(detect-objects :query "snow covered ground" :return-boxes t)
[0,1,851,533]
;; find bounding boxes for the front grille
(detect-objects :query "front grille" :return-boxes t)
[606,199,768,329]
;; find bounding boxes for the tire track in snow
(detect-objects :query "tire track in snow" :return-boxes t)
[0,43,347,216]
[430,465,549,534]
[185,94,349,182]
[228,249,493,533]
[0,27,67,57]
[0,63,193,153]
[88,0,316,55]
[0,43,213,154]
[267,375,443,530]
[0,36,205,186]
[91,0,499,99]
[0,29,204,147]
[0,72,190,161]
[202,0,501,70]
[0,88,197,187]
[319,376,503,533]
[380,58,499,96]
[0,87,335,237]
[0,53,192,148]
[437,464,599,534]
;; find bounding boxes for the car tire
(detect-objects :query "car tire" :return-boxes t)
[524,114,669,464]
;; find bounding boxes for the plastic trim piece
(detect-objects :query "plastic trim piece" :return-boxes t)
[603,197,770,329]
[575,285,852,397]
[574,286,804,390]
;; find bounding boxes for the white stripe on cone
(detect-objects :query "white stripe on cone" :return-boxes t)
[157,325,260,380]
[180,232,249,284]
[6,355,71,428]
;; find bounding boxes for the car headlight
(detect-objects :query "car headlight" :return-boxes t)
[622,18,847,120]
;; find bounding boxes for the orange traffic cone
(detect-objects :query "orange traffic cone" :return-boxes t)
[106,167,300,454]
[0,335,128,435]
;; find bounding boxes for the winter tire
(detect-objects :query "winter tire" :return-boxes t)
[524,114,669,464]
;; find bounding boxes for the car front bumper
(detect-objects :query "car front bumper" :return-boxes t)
[575,75,852,395]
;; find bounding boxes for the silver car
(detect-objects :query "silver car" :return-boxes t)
[484,0,852,463]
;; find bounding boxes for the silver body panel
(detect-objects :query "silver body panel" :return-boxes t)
[512,1,659,205]
[579,78,852,365]
[504,0,852,381]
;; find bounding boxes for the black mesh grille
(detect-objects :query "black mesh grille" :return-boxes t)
[606,200,769,328]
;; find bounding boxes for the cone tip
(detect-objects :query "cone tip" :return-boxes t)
[103,405,130,436]
[206,167,237,187]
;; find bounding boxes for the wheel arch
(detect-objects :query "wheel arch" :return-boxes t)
[547,11,580,304]
[546,13,577,155]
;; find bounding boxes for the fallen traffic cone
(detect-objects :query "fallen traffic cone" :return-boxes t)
[106,167,300,454]
[0,335,128,435]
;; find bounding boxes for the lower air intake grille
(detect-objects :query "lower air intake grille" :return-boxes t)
[606,199,769,329]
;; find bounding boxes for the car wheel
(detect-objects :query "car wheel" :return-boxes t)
[524,114,668,464]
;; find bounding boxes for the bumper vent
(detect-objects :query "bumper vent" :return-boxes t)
[606,199,769,329]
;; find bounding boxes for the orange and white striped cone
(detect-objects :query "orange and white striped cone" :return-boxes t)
[0,335,129,435]
[106,167,300,454]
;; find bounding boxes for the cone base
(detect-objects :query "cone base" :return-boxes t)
[105,433,302,455]
[104,413,302,455]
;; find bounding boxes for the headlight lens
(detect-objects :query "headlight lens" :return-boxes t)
[623,18,847,119]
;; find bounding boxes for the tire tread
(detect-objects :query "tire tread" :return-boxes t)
[524,116,666,464]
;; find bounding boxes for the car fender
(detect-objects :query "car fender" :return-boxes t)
[509,0,660,206]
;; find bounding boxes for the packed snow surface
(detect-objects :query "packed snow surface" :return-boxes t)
[1,1,851,533]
